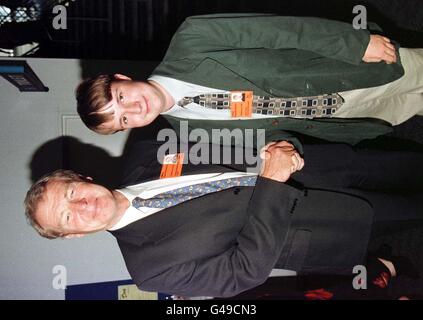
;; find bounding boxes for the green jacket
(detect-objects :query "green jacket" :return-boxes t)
[163,116,394,153]
[153,14,405,147]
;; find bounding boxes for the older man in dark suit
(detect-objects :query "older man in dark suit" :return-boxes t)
[24,138,423,297]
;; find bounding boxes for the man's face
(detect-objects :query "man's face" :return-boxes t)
[35,179,122,237]
[97,79,165,133]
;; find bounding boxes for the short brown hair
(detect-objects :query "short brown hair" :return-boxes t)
[24,170,85,239]
[76,74,117,135]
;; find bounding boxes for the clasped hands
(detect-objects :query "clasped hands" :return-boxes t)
[363,34,397,64]
[259,141,305,182]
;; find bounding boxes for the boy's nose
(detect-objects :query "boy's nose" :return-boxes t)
[127,101,142,113]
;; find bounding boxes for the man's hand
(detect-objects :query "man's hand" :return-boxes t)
[363,35,397,64]
[259,141,305,182]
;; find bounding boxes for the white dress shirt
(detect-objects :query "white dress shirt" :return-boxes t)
[110,172,257,230]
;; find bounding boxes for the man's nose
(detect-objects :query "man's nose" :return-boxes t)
[71,198,87,212]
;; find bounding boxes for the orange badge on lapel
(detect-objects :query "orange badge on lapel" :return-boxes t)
[160,153,185,179]
[230,91,253,118]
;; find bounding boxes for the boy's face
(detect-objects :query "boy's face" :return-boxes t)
[97,77,165,133]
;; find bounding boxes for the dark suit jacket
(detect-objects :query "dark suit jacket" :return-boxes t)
[110,140,373,297]
[152,14,405,144]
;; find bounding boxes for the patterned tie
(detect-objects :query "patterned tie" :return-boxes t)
[132,176,257,209]
[178,92,343,118]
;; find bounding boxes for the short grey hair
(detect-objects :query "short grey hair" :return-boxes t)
[24,169,85,239]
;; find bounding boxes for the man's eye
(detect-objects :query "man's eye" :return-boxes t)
[122,115,128,124]
[66,213,70,222]
[119,92,124,102]
[68,187,75,200]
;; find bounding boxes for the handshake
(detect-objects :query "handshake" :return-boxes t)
[260,141,305,182]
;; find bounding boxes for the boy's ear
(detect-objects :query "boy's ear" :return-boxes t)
[114,74,132,81]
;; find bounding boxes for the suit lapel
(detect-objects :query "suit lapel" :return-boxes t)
[121,141,248,187]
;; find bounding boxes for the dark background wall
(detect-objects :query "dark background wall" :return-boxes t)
[1,0,422,60]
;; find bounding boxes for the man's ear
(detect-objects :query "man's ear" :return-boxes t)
[114,74,132,81]
[64,233,85,239]
[78,174,93,182]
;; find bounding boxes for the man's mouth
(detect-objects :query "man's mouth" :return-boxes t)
[90,198,98,219]
[143,96,149,114]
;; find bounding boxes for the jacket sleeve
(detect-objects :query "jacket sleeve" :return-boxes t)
[138,177,302,297]
[164,14,370,66]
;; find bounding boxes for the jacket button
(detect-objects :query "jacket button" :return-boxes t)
[271,120,279,126]
[290,198,299,213]
[233,188,241,195]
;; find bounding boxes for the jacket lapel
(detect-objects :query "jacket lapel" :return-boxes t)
[157,57,272,96]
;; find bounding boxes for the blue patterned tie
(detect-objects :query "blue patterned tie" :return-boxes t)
[132,176,257,209]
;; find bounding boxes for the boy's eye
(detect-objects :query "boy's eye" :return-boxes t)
[119,93,124,102]
[122,115,128,124]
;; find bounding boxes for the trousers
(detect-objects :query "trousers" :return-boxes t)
[335,48,423,125]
